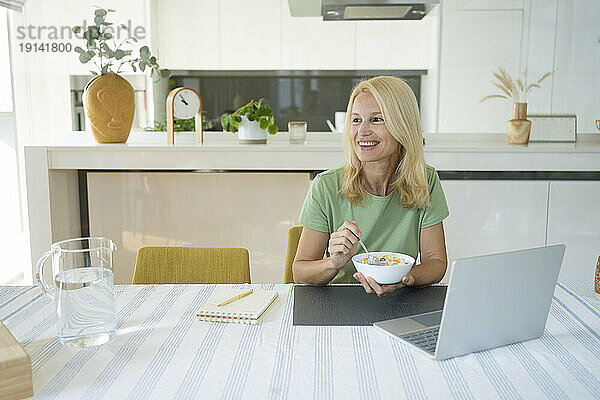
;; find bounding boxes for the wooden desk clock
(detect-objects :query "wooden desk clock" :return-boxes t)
[166,87,203,145]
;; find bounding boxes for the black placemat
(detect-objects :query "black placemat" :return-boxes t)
[292,285,447,326]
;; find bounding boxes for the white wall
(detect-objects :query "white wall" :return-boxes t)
[1,8,27,284]
[0,8,12,112]
[0,112,27,284]
[437,2,524,133]
[437,0,600,134]
[550,0,600,134]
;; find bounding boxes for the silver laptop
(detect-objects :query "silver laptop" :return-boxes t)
[373,245,566,360]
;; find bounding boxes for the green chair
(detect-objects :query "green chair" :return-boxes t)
[132,246,251,284]
[283,226,303,284]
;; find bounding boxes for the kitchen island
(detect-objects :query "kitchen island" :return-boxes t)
[25,132,600,284]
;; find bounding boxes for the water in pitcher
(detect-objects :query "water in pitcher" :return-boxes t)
[54,267,116,346]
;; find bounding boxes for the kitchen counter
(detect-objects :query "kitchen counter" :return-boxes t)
[23,132,600,284]
[29,131,600,171]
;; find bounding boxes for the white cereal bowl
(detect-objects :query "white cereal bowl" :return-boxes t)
[352,252,415,284]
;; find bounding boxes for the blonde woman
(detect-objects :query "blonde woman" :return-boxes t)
[293,76,449,297]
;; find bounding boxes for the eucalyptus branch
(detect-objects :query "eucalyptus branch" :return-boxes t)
[72,6,170,80]
[116,61,125,74]
[91,57,101,73]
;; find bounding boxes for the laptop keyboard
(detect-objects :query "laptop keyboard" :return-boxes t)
[399,326,440,354]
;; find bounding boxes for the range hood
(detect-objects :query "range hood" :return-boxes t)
[288,0,439,21]
[323,0,439,20]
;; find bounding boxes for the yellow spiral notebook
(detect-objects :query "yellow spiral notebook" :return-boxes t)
[196,288,280,324]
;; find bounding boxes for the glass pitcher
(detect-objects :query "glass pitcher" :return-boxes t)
[36,237,117,347]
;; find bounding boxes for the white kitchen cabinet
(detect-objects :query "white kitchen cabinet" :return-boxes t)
[279,8,356,70]
[522,0,555,115]
[440,180,548,282]
[547,181,600,283]
[219,0,282,69]
[87,172,311,284]
[551,1,600,133]
[155,0,283,70]
[151,0,439,71]
[446,0,524,10]
[354,19,432,70]
[437,9,523,133]
[154,0,220,70]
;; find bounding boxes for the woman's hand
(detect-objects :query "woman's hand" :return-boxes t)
[353,271,414,297]
[329,220,361,271]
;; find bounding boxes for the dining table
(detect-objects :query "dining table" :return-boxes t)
[1,282,599,399]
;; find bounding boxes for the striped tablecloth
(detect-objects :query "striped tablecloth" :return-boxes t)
[1,283,599,400]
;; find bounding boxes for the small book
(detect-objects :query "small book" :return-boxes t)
[197,288,280,324]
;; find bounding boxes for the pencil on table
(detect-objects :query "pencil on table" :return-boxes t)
[217,289,254,307]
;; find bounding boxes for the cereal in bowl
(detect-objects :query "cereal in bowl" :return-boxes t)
[360,253,411,266]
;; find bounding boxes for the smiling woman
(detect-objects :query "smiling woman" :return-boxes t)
[292,76,449,296]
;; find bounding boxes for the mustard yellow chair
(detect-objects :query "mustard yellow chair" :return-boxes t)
[132,246,251,284]
[284,226,303,284]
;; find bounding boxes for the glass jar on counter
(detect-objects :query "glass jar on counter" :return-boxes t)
[288,121,307,144]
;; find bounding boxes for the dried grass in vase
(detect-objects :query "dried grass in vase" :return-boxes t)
[481,68,552,145]
[481,67,552,104]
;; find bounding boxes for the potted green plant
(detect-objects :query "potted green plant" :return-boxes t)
[72,7,169,143]
[481,67,552,144]
[146,112,214,133]
[221,98,278,144]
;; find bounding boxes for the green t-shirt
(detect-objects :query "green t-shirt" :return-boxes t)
[298,164,449,284]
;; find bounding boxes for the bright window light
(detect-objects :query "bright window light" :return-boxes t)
[0,8,13,112]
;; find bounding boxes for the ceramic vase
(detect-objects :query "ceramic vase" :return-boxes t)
[84,72,134,143]
[507,103,531,145]
[238,117,267,144]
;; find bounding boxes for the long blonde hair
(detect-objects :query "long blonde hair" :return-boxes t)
[340,76,429,209]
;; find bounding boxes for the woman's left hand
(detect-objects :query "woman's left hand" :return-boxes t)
[353,272,414,297]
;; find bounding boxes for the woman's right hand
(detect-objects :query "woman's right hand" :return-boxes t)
[328,220,361,270]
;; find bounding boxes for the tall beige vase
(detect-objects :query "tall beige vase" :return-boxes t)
[84,72,134,143]
[507,103,531,144]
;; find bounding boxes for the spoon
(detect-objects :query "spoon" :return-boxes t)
[358,238,381,266]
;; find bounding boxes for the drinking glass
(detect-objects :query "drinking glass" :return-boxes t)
[288,121,307,144]
[36,237,117,347]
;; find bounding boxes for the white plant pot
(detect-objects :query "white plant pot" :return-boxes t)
[238,117,267,144]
